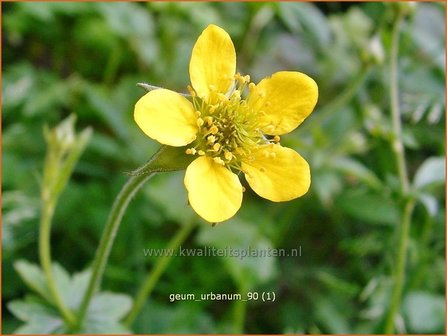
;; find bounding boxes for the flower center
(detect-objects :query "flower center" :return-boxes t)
[186,74,267,169]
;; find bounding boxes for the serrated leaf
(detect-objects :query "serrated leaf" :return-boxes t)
[413,156,445,190]
[8,297,65,334]
[14,260,53,303]
[14,320,66,335]
[52,263,72,309]
[80,320,131,334]
[8,298,58,322]
[88,292,132,320]
[66,269,91,309]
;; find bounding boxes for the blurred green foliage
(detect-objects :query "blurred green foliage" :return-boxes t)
[2,2,445,334]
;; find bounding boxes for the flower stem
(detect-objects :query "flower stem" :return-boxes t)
[75,173,152,329]
[39,201,77,327]
[124,221,196,327]
[383,9,413,333]
[384,200,415,333]
[232,284,248,333]
[389,10,410,196]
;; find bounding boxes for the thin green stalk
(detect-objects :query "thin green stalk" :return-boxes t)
[383,9,413,334]
[232,284,248,334]
[75,173,152,329]
[299,63,372,134]
[389,11,410,196]
[39,201,77,327]
[384,200,415,333]
[124,221,196,326]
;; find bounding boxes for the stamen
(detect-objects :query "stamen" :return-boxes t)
[185,148,197,155]
[209,125,219,134]
[204,116,213,126]
[224,151,233,161]
[213,157,225,166]
[207,135,216,144]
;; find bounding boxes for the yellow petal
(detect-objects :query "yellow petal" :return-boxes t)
[189,24,236,101]
[134,89,198,147]
[184,156,243,223]
[242,144,310,202]
[248,71,318,135]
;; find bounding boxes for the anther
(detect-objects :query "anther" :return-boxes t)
[197,118,204,127]
[207,135,216,144]
[204,116,213,126]
[274,135,280,143]
[248,83,256,91]
[185,148,197,155]
[210,125,219,134]
[213,157,225,166]
[198,150,206,156]
[213,143,221,152]
[224,151,233,161]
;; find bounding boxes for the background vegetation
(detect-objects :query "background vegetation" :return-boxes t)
[2,2,445,334]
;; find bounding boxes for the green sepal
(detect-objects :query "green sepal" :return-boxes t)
[127,145,195,176]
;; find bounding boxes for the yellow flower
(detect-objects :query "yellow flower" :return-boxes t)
[134,24,318,223]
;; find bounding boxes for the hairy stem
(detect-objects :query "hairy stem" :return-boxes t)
[75,173,152,329]
[384,200,415,333]
[232,284,248,333]
[384,9,413,333]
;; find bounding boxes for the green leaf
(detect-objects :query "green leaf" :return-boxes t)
[52,263,74,309]
[8,298,59,322]
[403,291,445,333]
[8,297,66,334]
[413,156,445,190]
[80,320,131,334]
[14,260,53,304]
[417,193,439,217]
[128,145,195,176]
[331,157,383,189]
[87,292,132,320]
[14,320,66,335]
[66,269,92,310]
[336,190,399,226]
